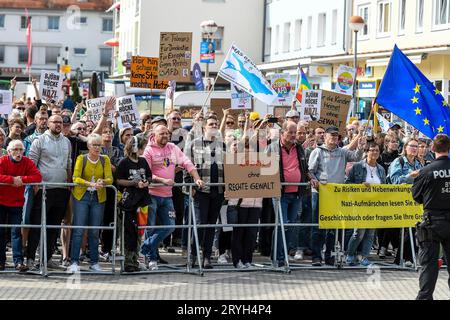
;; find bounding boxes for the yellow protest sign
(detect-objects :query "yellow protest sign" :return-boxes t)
[319,183,423,229]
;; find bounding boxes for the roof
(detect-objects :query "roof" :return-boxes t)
[0,0,113,11]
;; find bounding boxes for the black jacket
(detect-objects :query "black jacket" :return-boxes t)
[412,156,450,215]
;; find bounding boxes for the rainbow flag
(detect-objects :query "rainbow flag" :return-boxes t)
[295,67,311,103]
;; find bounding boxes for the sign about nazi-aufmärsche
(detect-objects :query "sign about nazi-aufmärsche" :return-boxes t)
[39,70,63,102]
[319,183,422,229]
[85,97,114,124]
[224,154,281,199]
[116,95,140,129]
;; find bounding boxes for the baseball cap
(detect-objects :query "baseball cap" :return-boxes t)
[62,115,71,125]
[285,110,300,118]
[325,126,339,134]
[151,116,168,125]
[249,112,260,121]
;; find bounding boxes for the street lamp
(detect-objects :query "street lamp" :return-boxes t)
[200,20,218,83]
[349,15,365,117]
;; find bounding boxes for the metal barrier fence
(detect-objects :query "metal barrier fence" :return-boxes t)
[0,182,418,277]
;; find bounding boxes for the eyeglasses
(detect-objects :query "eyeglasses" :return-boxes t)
[171,117,181,121]
[11,148,24,152]
[16,107,25,111]
[407,144,419,148]
[368,149,380,153]
[91,144,102,148]
[226,122,235,125]
[50,121,63,124]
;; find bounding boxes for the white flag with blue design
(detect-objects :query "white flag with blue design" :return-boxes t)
[219,44,277,105]
[376,112,391,133]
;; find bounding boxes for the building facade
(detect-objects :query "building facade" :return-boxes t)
[0,0,113,81]
[259,0,352,91]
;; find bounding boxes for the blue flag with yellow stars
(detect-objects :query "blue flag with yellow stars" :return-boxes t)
[376,45,450,138]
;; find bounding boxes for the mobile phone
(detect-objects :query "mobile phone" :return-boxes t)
[267,117,278,123]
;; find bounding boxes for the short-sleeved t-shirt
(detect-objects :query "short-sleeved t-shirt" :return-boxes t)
[115,157,152,194]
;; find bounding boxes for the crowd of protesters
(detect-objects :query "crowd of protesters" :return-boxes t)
[0,76,441,273]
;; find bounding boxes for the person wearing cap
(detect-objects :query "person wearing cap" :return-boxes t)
[308,125,365,266]
[285,110,300,124]
[61,115,72,137]
[151,116,167,129]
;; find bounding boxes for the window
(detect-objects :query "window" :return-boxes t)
[264,27,271,57]
[307,16,312,48]
[45,47,59,64]
[100,48,112,67]
[0,15,5,28]
[212,26,224,51]
[274,25,279,54]
[294,20,302,51]
[283,22,290,52]
[417,0,424,32]
[399,0,406,34]
[20,16,31,29]
[331,10,337,45]
[102,18,113,32]
[48,16,60,30]
[75,16,87,25]
[434,0,450,26]
[317,13,326,47]
[377,0,391,34]
[435,80,443,91]
[74,48,87,55]
[0,46,5,63]
[358,5,370,37]
[18,46,29,63]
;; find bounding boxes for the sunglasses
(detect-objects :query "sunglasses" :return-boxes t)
[171,117,181,121]
[226,122,235,125]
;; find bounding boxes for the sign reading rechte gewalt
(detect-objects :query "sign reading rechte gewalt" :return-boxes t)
[130,56,169,89]
[319,183,422,229]
[39,70,63,102]
[158,32,193,82]
[300,89,321,122]
[116,95,140,129]
[85,97,114,124]
[224,153,280,199]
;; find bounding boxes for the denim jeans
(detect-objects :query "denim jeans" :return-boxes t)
[70,192,105,265]
[296,195,312,251]
[181,194,190,249]
[311,192,335,261]
[0,205,23,266]
[347,228,376,257]
[141,196,175,261]
[22,185,34,225]
[273,193,301,262]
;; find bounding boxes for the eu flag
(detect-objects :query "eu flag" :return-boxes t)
[376,45,450,138]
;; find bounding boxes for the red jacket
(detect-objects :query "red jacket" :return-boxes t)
[0,155,42,207]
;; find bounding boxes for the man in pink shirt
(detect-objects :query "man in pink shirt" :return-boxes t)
[141,125,204,270]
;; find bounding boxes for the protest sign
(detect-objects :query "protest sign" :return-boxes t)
[85,97,113,124]
[224,153,280,199]
[335,65,356,95]
[308,90,351,135]
[270,73,294,106]
[130,56,169,89]
[211,98,249,128]
[116,95,140,129]
[39,70,63,102]
[231,84,252,110]
[158,32,193,82]
[300,90,321,121]
[319,183,422,229]
[0,90,13,114]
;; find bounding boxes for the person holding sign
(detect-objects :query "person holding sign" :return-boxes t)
[345,142,387,266]
[412,134,450,300]
[308,126,365,267]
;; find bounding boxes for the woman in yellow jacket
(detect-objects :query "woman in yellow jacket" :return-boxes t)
[69,133,113,273]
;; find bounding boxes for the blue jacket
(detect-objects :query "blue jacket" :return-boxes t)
[387,156,423,184]
[345,160,387,184]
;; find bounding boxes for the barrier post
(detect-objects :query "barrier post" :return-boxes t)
[399,228,405,268]
[186,185,193,272]
[41,185,48,277]
[110,186,118,273]
[409,227,417,269]
[277,200,290,272]
[189,185,203,274]
[272,198,279,268]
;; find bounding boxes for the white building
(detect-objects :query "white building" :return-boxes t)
[0,0,113,81]
[113,0,264,83]
[259,0,352,90]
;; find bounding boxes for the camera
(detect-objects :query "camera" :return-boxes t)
[267,117,278,123]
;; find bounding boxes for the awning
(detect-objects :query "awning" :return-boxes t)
[104,38,119,47]
[105,2,120,12]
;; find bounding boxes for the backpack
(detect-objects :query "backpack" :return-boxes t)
[81,154,105,179]
[386,156,405,184]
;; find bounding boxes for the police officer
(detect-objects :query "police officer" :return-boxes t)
[412,134,450,300]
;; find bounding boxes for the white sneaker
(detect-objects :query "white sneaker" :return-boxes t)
[148,260,158,271]
[244,262,251,268]
[405,261,414,268]
[235,261,244,269]
[89,263,102,272]
[68,263,79,273]
[294,250,304,261]
[217,253,228,264]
